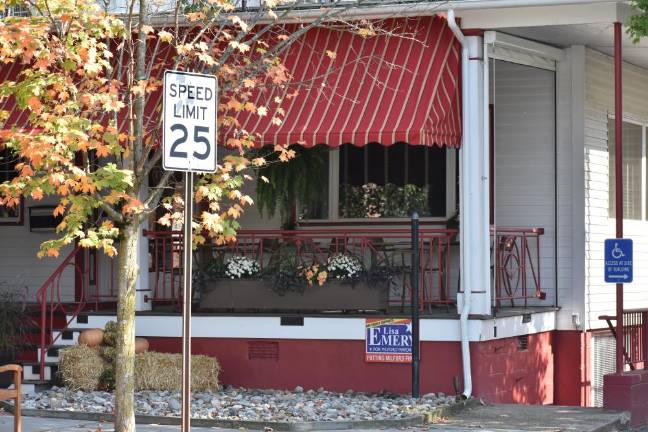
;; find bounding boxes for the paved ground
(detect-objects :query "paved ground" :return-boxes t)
[427,404,629,431]
[0,403,630,432]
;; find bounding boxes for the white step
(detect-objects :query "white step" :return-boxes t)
[8,383,36,395]
[51,330,79,346]
[67,314,115,329]
[37,348,60,362]
[23,365,52,382]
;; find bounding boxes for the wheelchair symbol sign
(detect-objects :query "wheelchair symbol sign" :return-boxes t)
[604,238,633,283]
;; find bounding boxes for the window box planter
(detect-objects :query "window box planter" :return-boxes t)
[199,278,389,312]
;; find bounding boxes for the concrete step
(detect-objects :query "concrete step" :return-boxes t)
[36,345,69,363]
[68,314,115,330]
[21,362,56,382]
[51,328,87,346]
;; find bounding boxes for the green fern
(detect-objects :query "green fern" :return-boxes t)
[252,145,328,228]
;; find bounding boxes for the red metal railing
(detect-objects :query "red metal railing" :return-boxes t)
[492,227,545,310]
[145,228,458,309]
[36,246,116,382]
[600,309,648,370]
[145,227,546,311]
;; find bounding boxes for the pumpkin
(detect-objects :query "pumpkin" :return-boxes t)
[78,329,104,347]
[135,337,149,354]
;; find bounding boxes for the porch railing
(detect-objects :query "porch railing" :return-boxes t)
[600,309,648,370]
[144,228,458,310]
[35,246,116,382]
[144,226,545,311]
[491,227,545,310]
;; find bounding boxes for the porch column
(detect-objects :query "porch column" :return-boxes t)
[135,186,152,312]
[458,34,491,316]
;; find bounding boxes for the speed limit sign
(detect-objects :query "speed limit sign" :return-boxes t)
[163,70,218,173]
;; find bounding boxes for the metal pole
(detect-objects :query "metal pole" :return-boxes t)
[411,212,420,398]
[614,21,624,375]
[182,171,193,432]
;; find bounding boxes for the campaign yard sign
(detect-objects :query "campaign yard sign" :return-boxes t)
[365,318,413,363]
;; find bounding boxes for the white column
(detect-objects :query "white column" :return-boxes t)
[135,186,152,311]
[458,35,491,316]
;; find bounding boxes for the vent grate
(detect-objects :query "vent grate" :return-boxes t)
[517,335,529,351]
[592,332,616,407]
[248,342,279,360]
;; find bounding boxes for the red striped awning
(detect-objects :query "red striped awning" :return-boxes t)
[228,15,461,148]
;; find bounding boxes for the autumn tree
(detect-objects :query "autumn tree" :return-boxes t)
[0,0,391,430]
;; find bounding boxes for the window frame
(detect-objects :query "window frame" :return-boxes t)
[300,146,457,224]
[0,148,24,226]
[607,115,647,221]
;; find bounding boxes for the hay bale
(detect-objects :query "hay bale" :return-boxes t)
[99,346,116,362]
[135,352,219,392]
[103,321,117,347]
[58,345,107,391]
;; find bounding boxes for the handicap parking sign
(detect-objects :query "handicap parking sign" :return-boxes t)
[604,238,633,283]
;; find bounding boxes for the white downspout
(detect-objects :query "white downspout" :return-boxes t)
[447,9,473,400]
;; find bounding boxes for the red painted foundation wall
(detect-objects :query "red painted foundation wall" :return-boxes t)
[146,331,557,404]
[470,332,554,405]
[553,331,591,406]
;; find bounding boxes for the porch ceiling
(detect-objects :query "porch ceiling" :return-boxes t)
[502,23,648,69]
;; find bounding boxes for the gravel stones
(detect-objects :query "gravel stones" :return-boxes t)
[20,386,454,422]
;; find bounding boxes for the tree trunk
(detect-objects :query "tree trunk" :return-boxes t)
[114,221,139,432]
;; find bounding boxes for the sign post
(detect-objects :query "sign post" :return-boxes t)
[163,70,217,432]
[411,212,420,398]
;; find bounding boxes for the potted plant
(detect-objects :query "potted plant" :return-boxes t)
[0,285,27,388]
[198,248,391,312]
[252,145,328,229]
[198,255,269,310]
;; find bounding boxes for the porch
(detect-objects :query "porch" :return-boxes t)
[143,227,546,315]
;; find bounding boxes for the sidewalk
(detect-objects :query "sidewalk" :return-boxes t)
[2,415,229,432]
[427,404,630,432]
[1,403,631,432]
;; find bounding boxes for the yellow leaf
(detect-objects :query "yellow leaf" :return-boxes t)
[158,30,173,42]
[228,41,250,53]
[325,50,336,60]
[257,106,268,117]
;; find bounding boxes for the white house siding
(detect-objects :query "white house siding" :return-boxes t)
[492,59,557,309]
[0,198,74,303]
[584,48,648,329]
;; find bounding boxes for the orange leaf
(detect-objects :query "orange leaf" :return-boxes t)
[31,188,43,200]
[53,204,65,217]
[27,97,42,111]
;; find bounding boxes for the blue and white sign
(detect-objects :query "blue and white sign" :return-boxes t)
[604,238,633,283]
[365,318,412,363]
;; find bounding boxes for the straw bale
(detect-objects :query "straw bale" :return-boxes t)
[99,345,116,362]
[58,345,107,391]
[134,352,220,391]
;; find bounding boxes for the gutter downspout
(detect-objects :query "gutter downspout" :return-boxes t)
[447,9,473,400]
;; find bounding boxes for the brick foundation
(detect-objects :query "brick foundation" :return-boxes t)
[604,370,648,425]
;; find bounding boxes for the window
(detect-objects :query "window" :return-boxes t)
[608,119,644,220]
[0,147,22,224]
[291,143,455,222]
[338,143,447,218]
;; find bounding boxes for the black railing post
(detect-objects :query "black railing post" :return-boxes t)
[411,212,420,398]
